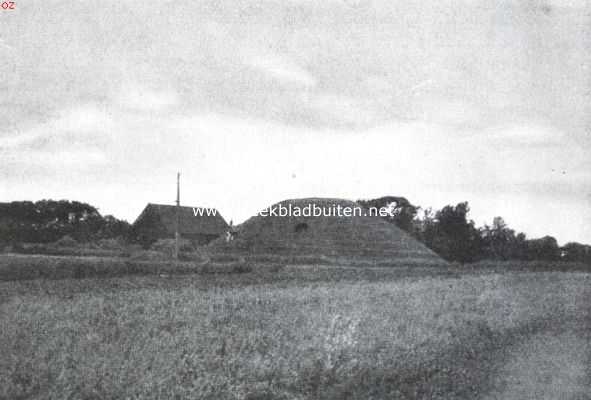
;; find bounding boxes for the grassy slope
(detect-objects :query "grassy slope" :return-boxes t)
[0,268,590,399]
[211,198,441,262]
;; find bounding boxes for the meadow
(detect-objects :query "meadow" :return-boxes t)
[0,256,590,399]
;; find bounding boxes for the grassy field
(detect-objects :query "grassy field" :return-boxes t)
[0,259,590,399]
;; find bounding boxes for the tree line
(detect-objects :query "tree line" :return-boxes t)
[0,200,131,244]
[1,198,590,264]
[358,196,590,264]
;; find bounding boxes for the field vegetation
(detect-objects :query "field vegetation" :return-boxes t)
[1,259,589,399]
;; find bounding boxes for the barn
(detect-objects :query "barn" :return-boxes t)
[211,197,443,264]
[132,203,229,247]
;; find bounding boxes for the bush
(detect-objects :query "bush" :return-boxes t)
[55,235,78,248]
[150,238,195,255]
[3,243,25,253]
[178,249,210,263]
[95,237,127,250]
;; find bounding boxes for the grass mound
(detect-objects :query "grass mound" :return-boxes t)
[211,197,442,264]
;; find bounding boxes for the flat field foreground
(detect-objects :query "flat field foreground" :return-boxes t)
[1,266,590,399]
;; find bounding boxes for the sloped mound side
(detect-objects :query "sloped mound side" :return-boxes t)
[211,198,442,262]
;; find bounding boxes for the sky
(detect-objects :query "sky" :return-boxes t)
[0,0,590,244]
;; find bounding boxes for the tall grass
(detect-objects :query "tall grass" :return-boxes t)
[0,254,259,281]
[0,253,454,282]
[1,270,589,399]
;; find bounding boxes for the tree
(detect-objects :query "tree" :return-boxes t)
[356,195,588,263]
[422,202,483,263]
[413,207,436,244]
[480,217,526,260]
[357,196,419,233]
[524,236,560,261]
[561,242,591,264]
[0,200,130,244]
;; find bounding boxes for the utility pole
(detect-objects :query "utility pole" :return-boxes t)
[174,172,180,260]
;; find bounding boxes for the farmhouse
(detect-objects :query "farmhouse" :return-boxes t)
[132,203,229,247]
[212,197,442,263]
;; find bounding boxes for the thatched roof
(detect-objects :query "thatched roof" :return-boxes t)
[211,197,442,262]
[133,203,229,236]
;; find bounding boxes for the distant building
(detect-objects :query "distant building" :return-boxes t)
[132,203,229,247]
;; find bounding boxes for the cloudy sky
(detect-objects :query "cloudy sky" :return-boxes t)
[1,0,590,244]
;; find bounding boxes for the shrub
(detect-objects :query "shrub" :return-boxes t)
[3,243,23,253]
[55,235,78,247]
[178,249,210,263]
[95,237,127,250]
[151,238,195,255]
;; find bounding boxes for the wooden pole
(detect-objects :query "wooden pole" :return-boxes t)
[174,172,180,260]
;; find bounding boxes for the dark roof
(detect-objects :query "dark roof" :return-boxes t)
[211,197,442,261]
[134,203,229,236]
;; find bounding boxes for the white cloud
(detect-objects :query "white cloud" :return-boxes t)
[0,37,14,52]
[0,105,114,149]
[486,124,566,145]
[546,0,590,8]
[308,93,378,127]
[246,55,317,88]
[114,85,179,112]
[9,148,108,167]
